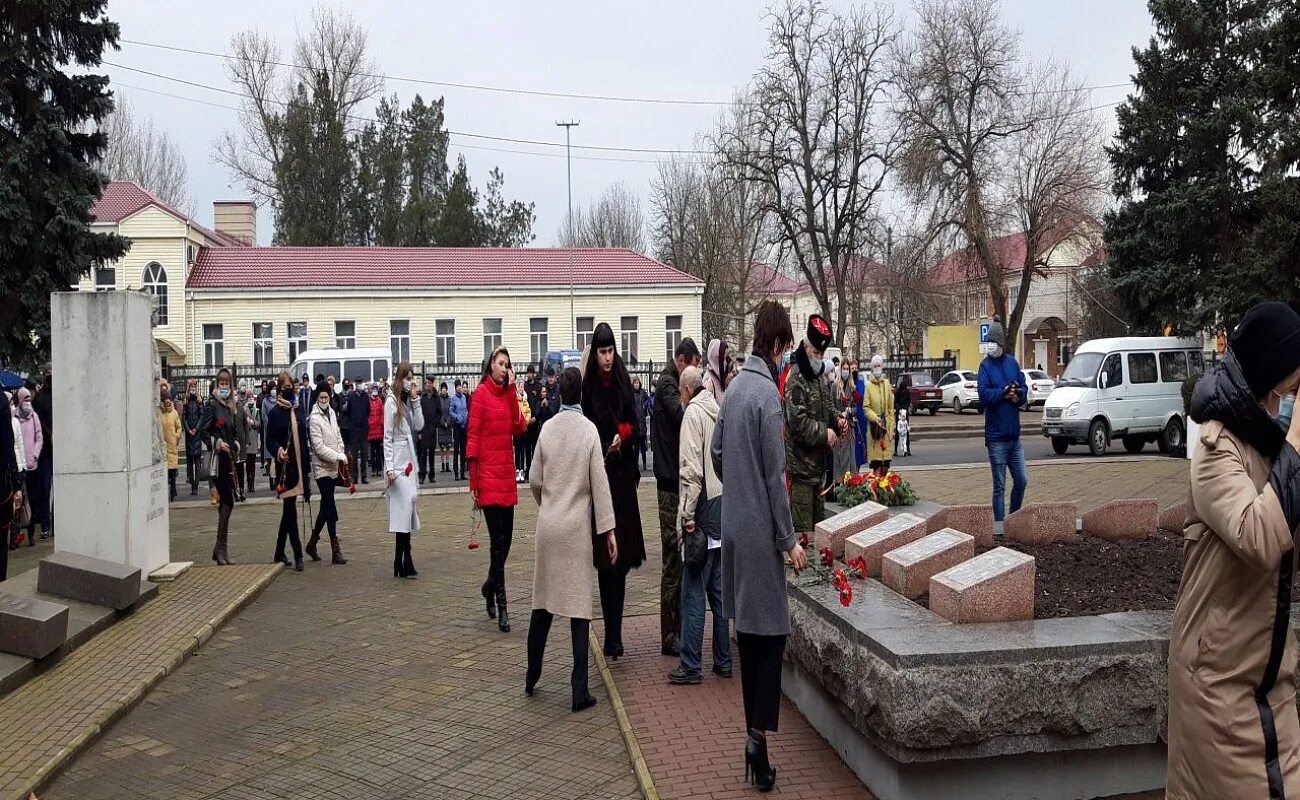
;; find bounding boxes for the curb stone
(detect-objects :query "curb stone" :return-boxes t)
[590,630,660,800]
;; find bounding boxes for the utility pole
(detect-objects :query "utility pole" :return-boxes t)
[556,120,580,349]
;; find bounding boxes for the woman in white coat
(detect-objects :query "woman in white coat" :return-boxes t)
[307,381,349,565]
[385,362,424,578]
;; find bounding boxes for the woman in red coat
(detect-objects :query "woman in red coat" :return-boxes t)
[468,347,528,633]
[366,384,384,477]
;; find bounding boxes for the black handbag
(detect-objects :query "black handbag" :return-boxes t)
[683,468,718,569]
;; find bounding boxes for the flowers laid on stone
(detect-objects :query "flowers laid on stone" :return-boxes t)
[838,470,918,508]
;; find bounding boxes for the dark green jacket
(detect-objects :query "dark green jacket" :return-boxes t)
[783,344,836,483]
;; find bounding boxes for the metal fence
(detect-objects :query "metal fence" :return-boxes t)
[882,355,958,384]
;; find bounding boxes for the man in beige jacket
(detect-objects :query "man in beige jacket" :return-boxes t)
[1170,302,1300,799]
[668,366,732,686]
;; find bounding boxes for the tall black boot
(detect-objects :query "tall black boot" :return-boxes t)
[526,609,552,695]
[496,583,510,633]
[482,579,496,619]
[394,534,406,578]
[305,522,323,561]
[403,537,418,578]
[330,534,347,565]
[571,618,596,712]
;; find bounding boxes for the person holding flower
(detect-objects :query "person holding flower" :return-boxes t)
[468,348,527,630]
[582,322,646,661]
[265,370,308,571]
[200,368,241,566]
[384,362,424,579]
[863,355,895,475]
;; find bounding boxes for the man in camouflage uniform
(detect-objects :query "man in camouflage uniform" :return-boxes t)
[783,315,847,534]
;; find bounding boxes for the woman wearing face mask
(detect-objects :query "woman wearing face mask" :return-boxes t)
[265,371,308,571]
[850,361,868,468]
[514,380,533,483]
[307,381,349,565]
[831,362,857,481]
[1168,302,1300,799]
[183,383,204,496]
[385,363,424,579]
[160,382,181,503]
[367,383,385,479]
[467,348,527,629]
[261,382,277,476]
[199,368,241,565]
[630,377,649,471]
[581,322,647,660]
[11,388,42,547]
[862,355,895,475]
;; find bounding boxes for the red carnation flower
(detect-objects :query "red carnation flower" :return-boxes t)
[404,462,413,477]
[839,583,854,607]
[798,532,810,548]
[819,547,834,568]
[467,541,480,550]
[348,484,357,495]
[214,417,224,428]
[617,422,633,442]
[832,568,848,588]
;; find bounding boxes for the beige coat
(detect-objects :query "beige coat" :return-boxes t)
[308,404,346,481]
[1167,419,1300,799]
[160,402,181,469]
[678,388,722,529]
[529,408,615,620]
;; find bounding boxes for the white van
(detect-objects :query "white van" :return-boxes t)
[288,348,392,391]
[1042,336,1205,457]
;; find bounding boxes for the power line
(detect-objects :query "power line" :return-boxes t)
[119,36,1133,107]
[103,61,714,156]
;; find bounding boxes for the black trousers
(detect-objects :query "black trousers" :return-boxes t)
[869,459,892,473]
[313,477,338,538]
[482,505,514,604]
[275,497,304,561]
[527,610,591,702]
[453,426,468,477]
[186,448,202,488]
[167,468,178,500]
[348,429,368,480]
[0,490,13,581]
[418,443,436,482]
[737,631,786,733]
[368,438,383,475]
[597,564,631,654]
[244,454,257,493]
[514,436,527,472]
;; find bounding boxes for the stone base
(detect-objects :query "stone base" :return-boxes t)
[148,562,194,583]
[1005,503,1079,545]
[782,658,1167,800]
[0,595,69,659]
[37,553,142,611]
[1082,499,1159,542]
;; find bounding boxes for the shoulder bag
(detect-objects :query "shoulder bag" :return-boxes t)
[683,462,718,570]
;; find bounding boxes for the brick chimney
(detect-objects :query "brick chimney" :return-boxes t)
[212,201,257,245]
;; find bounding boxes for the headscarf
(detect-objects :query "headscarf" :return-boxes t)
[15,387,33,419]
[706,338,730,404]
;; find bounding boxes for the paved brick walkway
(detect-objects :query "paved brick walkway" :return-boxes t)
[902,457,1189,510]
[0,563,279,800]
[606,614,871,800]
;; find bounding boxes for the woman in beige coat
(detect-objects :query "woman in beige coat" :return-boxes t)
[1170,302,1300,799]
[525,367,617,713]
[307,382,348,565]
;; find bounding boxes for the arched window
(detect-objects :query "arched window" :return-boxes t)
[143,262,168,325]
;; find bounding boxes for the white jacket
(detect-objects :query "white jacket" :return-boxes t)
[11,416,24,475]
[678,388,722,528]
[308,403,346,480]
[383,391,424,533]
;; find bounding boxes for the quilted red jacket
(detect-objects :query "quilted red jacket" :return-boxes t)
[467,377,526,507]
[367,394,384,441]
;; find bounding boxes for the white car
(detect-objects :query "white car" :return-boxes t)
[937,370,982,414]
[1024,370,1056,407]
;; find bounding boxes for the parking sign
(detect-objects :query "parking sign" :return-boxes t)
[979,323,991,343]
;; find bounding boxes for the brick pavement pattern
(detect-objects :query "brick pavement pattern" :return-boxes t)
[0,563,278,800]
[902,459,1190,510]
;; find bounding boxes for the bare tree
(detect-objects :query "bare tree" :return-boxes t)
[722,0,897,346]
[215,5,383,206]
[894,0,1107,349]
[99,98,191,211]
[559,182,647,251]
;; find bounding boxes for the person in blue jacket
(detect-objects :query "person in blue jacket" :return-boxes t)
[851,361,868,467]
[448,380,470,480]
[977,320,1029,521]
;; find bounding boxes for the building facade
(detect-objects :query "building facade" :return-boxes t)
[86,182,704,376]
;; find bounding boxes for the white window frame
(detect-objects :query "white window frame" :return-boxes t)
[203,324,224,367]
[665,315,683,362]
[436,319,457,365]
[620,316,639,363]
[94,267,116,291]
[576,316,595,352]
[530,318,549,365]
[142,262,167,325]
[253,323,274,366]
[390,320,411,365]
[483,318,503,361]
[335,320,356,349]
[287,321,308,363]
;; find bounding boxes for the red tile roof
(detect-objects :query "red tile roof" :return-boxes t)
[186,246,703,289]
[746,263,806,295]
[90,181,247,247]
[926,222,1103,286]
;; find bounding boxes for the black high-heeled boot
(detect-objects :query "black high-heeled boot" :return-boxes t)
[393,537,405,578]
[481,580,496,620]
[496,584,510,633]
[403,541,418,578]
[744,731,776,791]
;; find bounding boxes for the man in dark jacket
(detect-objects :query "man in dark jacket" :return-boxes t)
[346,378,371,483]
[651,336,702,656]
[784,315,844,535]
[182,389,204,495]
[977,320,1028,521]
[32,371,53,538]
[418,377,442,484]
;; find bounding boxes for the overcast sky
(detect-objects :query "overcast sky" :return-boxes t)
[99,0,1155,246]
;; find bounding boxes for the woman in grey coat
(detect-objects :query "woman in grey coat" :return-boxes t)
[710,300,807,792]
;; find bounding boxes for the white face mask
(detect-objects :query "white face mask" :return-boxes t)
[989,344,1004,358]
[872,366,884,378]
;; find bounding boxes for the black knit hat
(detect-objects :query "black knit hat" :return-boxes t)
[1230,301,1300,399]
[313,380,332,402]
[807,314,833,351]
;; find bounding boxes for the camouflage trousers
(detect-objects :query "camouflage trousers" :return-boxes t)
[789,481,825,537]
[658,490,681,652]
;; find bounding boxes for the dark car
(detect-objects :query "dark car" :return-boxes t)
[902,372,943,415]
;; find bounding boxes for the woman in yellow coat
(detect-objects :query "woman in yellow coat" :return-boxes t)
[862,355,894,474]
[159,382,182,502]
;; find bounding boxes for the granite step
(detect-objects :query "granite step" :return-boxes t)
[37,552,142,611]
[814,500,889,559]
[0,594,68,660]
[930,546,1035,624]
[881,528,976,600]
[844,513,927,577]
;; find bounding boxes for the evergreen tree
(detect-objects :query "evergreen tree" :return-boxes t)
[478,167,536,247]
[400,94,449,246]
[0,0,130,367]
[436,157,482,247]
[1106,0,1300,333]
[273,73,351,245]
[344,123,377,245]
[370,96,406,246]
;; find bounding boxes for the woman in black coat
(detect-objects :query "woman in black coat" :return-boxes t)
[265,370,308,571]
[182,385,204,496]
[581,322,647,661]
[199,368,241,565]
[0,397,21,582]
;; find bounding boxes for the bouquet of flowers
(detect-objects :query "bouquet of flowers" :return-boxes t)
[837,470,918,508]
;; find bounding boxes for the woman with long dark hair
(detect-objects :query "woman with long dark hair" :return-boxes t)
[265,370,308,571]
[199,368,241,565]
[384,362,424,578]
[468,347,527,631]
[581,322,647,660]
